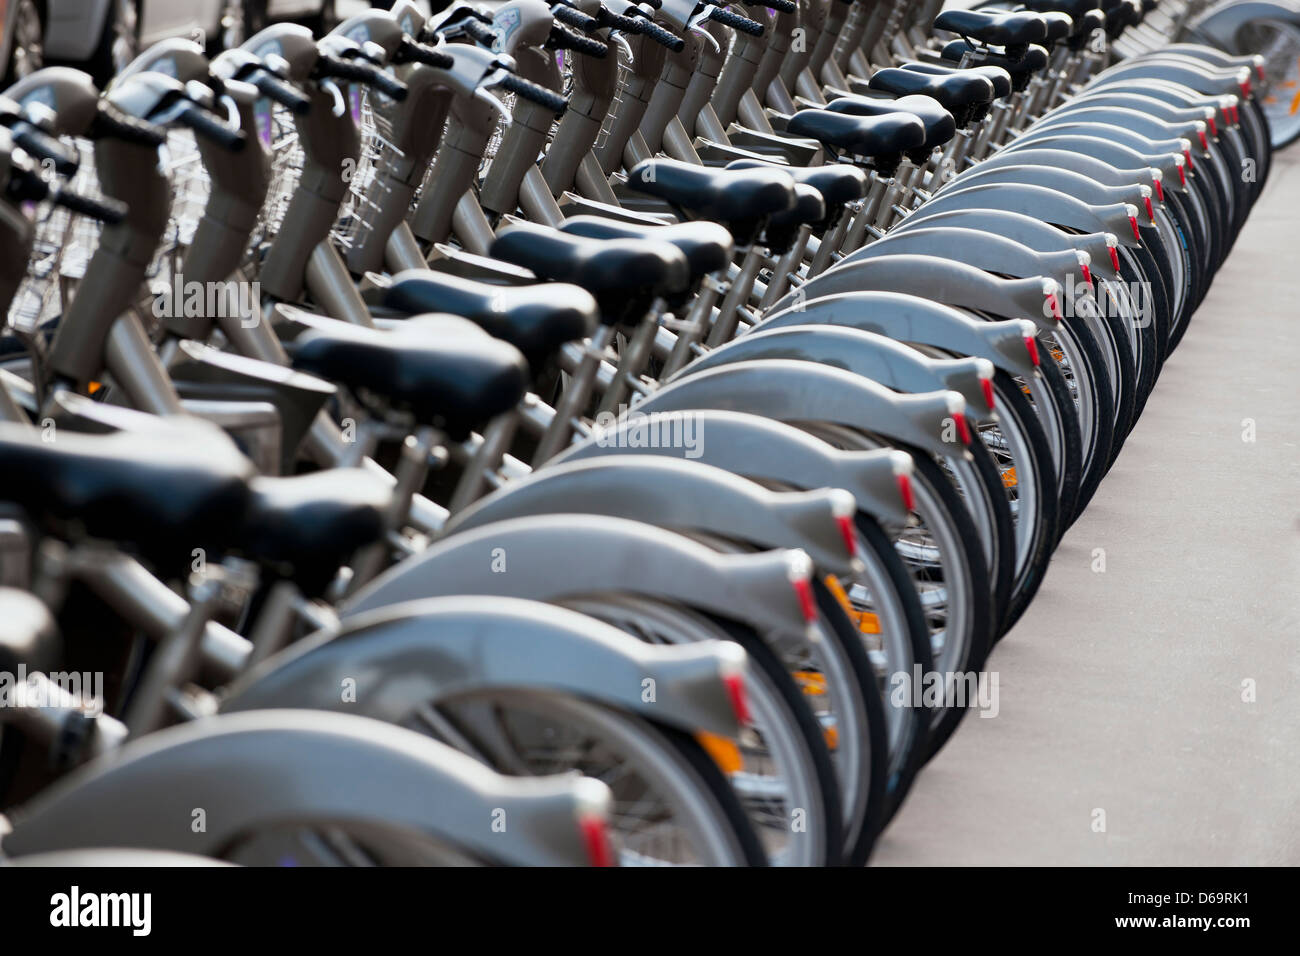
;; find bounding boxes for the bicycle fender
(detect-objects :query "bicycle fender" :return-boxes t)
[552,409,913,532]
[942,165,1157,228]
[630,359,968,461]
[1007,129,1189,196]
[443,456,859,575]
[343,513,813,640]
[221,596,745,738]
[671,325,998,425]
[791,253,1064,333]
[2,710,605,866]
[758,291,1041,379]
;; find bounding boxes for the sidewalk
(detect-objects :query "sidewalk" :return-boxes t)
[873,144,1300,866]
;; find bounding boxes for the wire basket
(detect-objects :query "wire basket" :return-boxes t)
[332,89,405,254]
[243,100,306,277]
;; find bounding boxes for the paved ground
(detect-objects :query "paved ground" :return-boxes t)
[874,145,1300,866]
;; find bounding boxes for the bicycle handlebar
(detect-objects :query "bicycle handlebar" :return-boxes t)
[707,6,765,37]
[315,55,409,101]
[740,0,794,12]
[10,125,79,176]
[549,23,610,58]
[251,70,312,115]
[498,72,570,116]
[553,4,600,32]
[89,105,168,147]
[175,102,247,153]
[395,38,456,70]
[50,184,128,225]
[625,11,686,52]
[461,18,501,48]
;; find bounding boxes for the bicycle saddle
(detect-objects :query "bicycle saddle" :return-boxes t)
[0,587,59,675]
[938,42,1051,93]
[785,110,927,164]
[239,469,391,598]
[625,158,798,246]
[763,183,827,253]
[933,10,1049,49]
[288,318,529,439]
[726,159,869,219]
[382,270,599,367]
[0,419,254,570]
[1018,0,1100,24]
[902,61,1014,100]
[867,68,996,125]
[826,94,957,155]
[490,221,691,323]
[555,216,734,284]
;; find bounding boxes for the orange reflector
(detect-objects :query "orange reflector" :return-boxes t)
[794,671,828,696]
[87,381,102,394]
[1001,467,1018,489]
[823,723,839,751]
[696,732,744,774]
[1291,89,1300,116]
[824,574,883,635]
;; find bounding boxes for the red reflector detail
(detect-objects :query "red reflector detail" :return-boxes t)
[791,576,818,624]
[1241,78,1252,98]
[1184,148,1195,169]
[953,411,972,445]
[1143,195,1154,221]
[1229,104,1239,125]
[1130,215,1141,243]
[1178,164,1187,187]
[1025,333,1041,366]
[1081,263,1093,288]
[580,815,615,867]
[981,376,997,412]
[1153,178,1164,202]
[1198,129,1208,151]
[1208,116,1217,136]
[1256,63,1266,83]
[1046,291,1062,321]
[723,672,752,726]
[834,515,858,558]
[895,472,916,512]
[1108,246,1121,274]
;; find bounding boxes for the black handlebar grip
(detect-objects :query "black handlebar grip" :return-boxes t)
[177,103,248,152]
[553,4,600,31]
[252,71,312,115]
[597,9,643,33]
[627,13,686,52]
[316,55,409,101]
[709,7,765,36]
[549,23,610,58]
[90,105,168,147]
[498,72,569,116]
[462,18,500,47]
[397,38,456,69]
[51,186,128,225]
[11,125,79,176]
[742,0,794,12]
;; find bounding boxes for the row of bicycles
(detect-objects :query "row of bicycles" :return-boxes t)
[0,0,1280,866]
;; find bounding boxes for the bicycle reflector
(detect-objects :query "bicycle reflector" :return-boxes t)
[1043,278,1063,322]
[786,550,819,625]
[891,451,916,513]
[1196,122,1209,152]
[717,641,752,726]
[1021,321,1042,367]
[946,393,972,445]
[1180,138,1195,171]
[976,358,997,412]
[1125,204,1141,243]
[1140,186,1154,223]
[1106,235,1121,276]
[574,778,615,867]
[1076,250,1094,289]
[1150,169,1164,203]
[829,489,859,559]
[1204,110,1217,138]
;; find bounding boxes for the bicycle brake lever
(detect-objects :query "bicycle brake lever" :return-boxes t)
[608,31,634,63]
[474,85,513,126]
[688,18,721,52]
[219,93,241,129]
[320,78,347,117]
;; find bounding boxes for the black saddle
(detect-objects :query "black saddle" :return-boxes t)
[867,68,996,126]
[625,158,797,246]
[933,9,1049,49]
[239,469,390,598]
[288,317,529,439]
[0,587,60,675]
[826,94,957,158]
[556,216,734,285]
[726,158,868,226]
[902,61,1014,100]
[937,42,1051,93]
[763,183,826,253]
[786,109,926,167]
[382,270,598,368]
[0,419,253,572]
[490,221,691,324]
